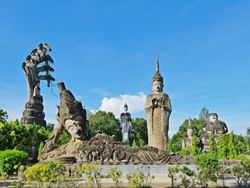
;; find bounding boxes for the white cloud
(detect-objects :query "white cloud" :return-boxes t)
[98,93,147,117]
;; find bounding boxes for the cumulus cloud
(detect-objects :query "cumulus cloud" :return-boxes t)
[98,93,147,117]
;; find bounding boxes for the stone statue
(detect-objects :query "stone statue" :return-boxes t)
[40,82,90,161]
[21,43,55,126]
[145,56,172,151]
[201,113,228,152]
[182,118,193,149]
[120,103,132,143]
[40,82,188,165]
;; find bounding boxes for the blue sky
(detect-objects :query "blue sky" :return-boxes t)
[0,0,249,136]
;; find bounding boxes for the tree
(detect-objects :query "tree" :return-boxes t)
[228,131,237,159]
[199,107,209,121]
[0,108,8,123]
[209,132,217,158]
[131,118,148,146]
[88,111,122,141]
[195,154,220,187]
[169,118,204,153]
[218,134,227,159]
[235,134,247,155]
[191,135,200,156]
[0,121,50,161]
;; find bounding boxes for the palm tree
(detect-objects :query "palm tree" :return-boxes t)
[0,108,8,122]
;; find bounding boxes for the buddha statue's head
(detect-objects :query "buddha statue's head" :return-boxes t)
[124,103,128,112]
[209,113,218,123]
[152,56,164,93]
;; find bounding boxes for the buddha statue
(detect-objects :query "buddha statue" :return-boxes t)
[120,103,132,143]
[182,118,193,149]
[145,56,172,151]
[201,113,228,152]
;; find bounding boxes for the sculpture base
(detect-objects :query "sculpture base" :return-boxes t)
[21,95,46,126]
[41,133,193,165]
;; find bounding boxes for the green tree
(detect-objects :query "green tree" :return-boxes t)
[195,154,220,187]
[0,149,28,175]
[0,108,8,123]
[198,107,209,121]
[235,134,247,155]
[131,118,148,146]
[191,135,200,156]
[169,118,204,153]
[218,134,227,159]
[209,132,217,158]
[0,121,50,160]
[228,131,237,159]
[88,111,122,141]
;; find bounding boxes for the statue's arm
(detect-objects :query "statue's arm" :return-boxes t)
[162,96,172,112]
[42,124,63,154]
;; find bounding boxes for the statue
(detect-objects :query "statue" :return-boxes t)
[182,118,193,149]
[21,43,55,126]
[41,82,90,161]
[201,113,228,152]
[145,56,172,151]
[120,103,132,143]
[40,83,188,165]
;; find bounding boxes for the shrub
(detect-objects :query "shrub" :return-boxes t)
[127,171,144,188]
[233,155,250,187]
[168,166,179,187]
[195,154,219,187]
[24,161,66,188]
[77,163,101,187]
[109,166,122,187]
[0,149,28,175]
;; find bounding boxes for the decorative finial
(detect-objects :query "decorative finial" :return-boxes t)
[188,117,192,128]
[156,55,160,73]
[153,55,163,82]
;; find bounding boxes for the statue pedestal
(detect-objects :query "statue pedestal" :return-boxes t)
[21,95,46,126]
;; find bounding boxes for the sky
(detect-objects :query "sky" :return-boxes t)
[0,0,249,136]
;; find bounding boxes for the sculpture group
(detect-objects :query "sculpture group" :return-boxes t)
[21,43,228,164]
[21,43,55,126]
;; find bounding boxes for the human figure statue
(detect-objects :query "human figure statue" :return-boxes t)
[201,113,228,152]
[120,103,132,143]
[182,118,193,149]
[40,82,90,161]
[21,43,55,126]
[145,56,172,151]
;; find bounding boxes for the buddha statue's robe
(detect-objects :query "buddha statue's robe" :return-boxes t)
[145,92,172,150]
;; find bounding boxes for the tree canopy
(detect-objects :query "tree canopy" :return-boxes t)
[0,108,8,123]
[88,111,122,141]
[131,118,148,146]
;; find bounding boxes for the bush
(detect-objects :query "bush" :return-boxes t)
[233,155,250,187]
[0,121,51,161]
[195,154,219,187]
[77,163,101,187]
[109,166,122,187]
[0,149,28,175]
[24,161,66,187]
[127,171,144,188]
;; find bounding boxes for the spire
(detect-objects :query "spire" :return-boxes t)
[188,117,193,129]
[156,55,160,73]
[153,55,163,82]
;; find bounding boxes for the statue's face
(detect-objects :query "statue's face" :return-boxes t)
[152,81,163,92]
[64,119,83,139]
[209,114,218,122]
